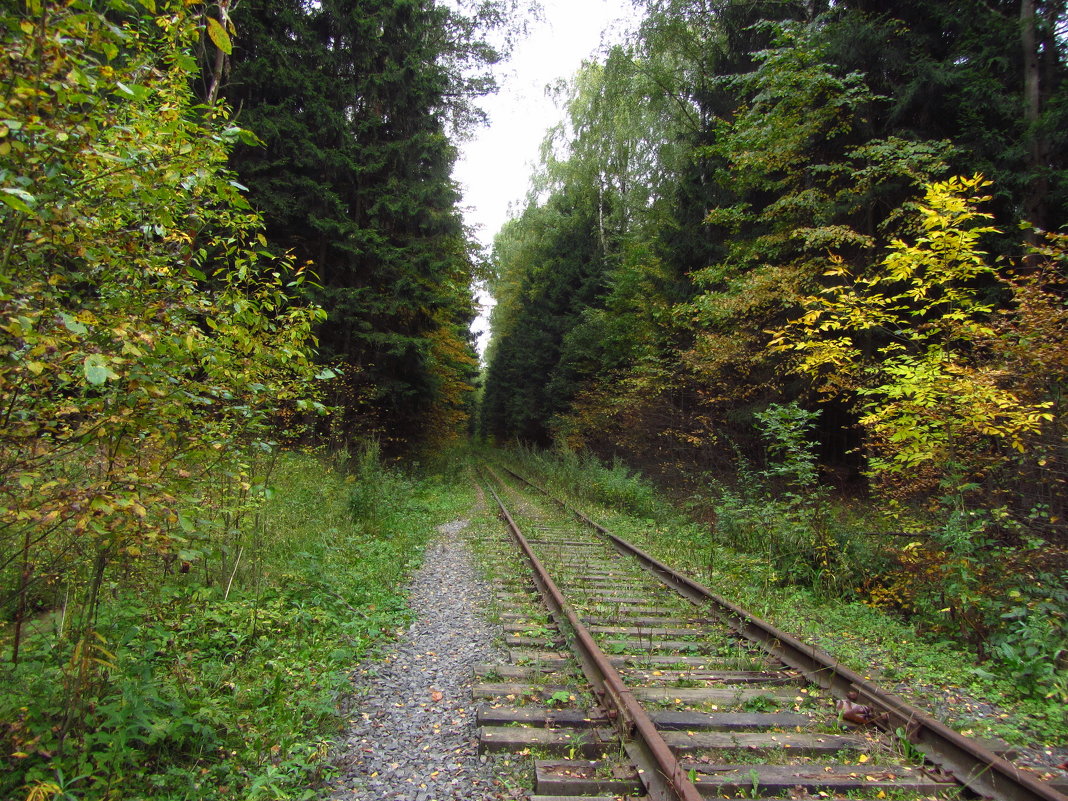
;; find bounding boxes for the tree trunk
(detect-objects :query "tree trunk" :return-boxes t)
[1021,0,1047,238]
[204,1,232,107]
[10,526,32,664]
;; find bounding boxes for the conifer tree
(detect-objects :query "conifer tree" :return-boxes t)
[221,0,501,448]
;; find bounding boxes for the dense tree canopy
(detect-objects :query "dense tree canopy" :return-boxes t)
[480,0,1068,534]
[219,0,505,450]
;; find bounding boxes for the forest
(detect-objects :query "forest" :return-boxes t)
[0,0,497,796]
[479,0,1068,740]
[481,0,1068,614]
[1,0,1066,798]
[482,0,1068,505]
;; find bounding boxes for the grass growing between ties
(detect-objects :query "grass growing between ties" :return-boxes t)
[498,446,1068,750]
[1,448,475,801]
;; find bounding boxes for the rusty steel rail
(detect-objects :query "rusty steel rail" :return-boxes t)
[497,463,1068,801]
[481,471,704,801]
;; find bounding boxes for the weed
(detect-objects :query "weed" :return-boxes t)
[742,694,779,712]
[505,444,661,518]
[545,689,572,706]
[747,767,762,798]
[570,482,1067,745]
[894,727,925,764]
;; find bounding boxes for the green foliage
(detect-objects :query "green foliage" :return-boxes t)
[830,1,1068,234]
[671,15,958,470]
[481,4,970,474]
[479,185,608,443]
[346,440,424,532]
[223,0,501,450]
[479,40,702,447]
[586,474,1068,744]
[480,0,1068,478]
[477,0,1068,738]
[861,510,1068,702]
[547,689,573,706]
[753,403,821,491]
[690,406,869,596]
[741,694,777,713]
[772,175,1055,494]
[0,0,325,662]
[1,451,472,800]
[0,4,418,797]
[504,444,661,519]
[747,402,843,586]
[991,576,1068,703]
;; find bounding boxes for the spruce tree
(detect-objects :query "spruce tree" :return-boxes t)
[221,0,499,448]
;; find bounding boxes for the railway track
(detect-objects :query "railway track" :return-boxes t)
[471,464,1068,801]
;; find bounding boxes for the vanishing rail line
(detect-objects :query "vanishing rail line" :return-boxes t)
[471,464,1068,801]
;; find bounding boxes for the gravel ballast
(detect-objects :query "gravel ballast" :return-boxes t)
[323,520,507,800]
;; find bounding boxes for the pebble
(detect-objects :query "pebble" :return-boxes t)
[322,519,509,800]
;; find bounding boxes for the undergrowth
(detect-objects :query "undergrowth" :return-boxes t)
[506,442,660,518]
[1,447,473,800]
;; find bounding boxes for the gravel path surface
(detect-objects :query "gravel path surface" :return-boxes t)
[323,519,508,800]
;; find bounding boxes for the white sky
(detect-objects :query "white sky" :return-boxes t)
[454,0,640,355]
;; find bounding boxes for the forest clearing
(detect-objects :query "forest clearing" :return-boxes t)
[2,0,1067,799]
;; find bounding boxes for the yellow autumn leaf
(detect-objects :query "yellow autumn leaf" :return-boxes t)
[205,16,232,54]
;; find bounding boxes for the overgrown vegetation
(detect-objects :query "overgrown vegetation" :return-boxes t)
[479,0,1068,538]
[499,446,1068,745]
[5,0,1066,793]
[480,6,1068,721]
[771,176,1066,521]
[0,2,483,797]
[1,449,473,800]
[1,4,314,793]
[488,172,1068,709]
[506,443,661,518]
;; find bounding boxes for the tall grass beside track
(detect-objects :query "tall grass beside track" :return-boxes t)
[1,448,475,801]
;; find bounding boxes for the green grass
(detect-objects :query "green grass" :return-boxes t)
[504,442,661,518]
[0,448,475,801]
